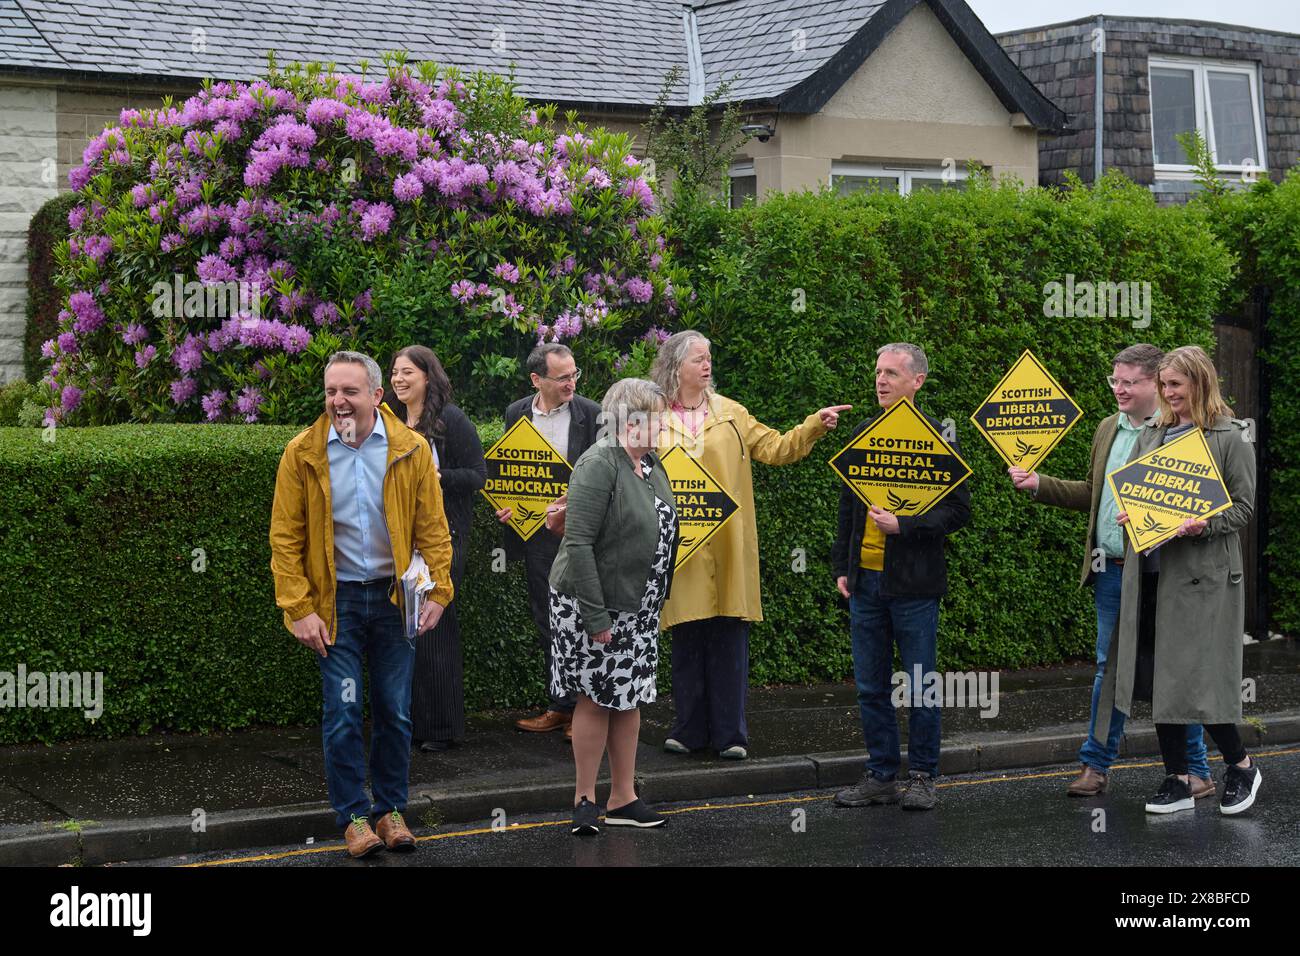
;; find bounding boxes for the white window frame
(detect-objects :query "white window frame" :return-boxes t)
[829,162,968,196]
[1148,56,1267,176]
[727,161,757,207]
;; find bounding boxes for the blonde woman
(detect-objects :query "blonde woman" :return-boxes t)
[1102,345,1259,815]
[651,331,849,759]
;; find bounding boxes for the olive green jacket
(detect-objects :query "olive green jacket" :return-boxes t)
[549,439,680,636]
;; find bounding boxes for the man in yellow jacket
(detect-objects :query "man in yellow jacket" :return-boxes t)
[270,351,453,858]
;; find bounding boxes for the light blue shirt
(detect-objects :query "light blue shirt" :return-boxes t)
[328,411,395,582]
[1096,412,1143,559]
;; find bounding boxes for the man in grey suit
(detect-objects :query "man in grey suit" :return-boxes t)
[1008,344,1213,798]
[496,343,603,736]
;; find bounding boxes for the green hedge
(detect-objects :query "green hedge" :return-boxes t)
[682,173,1231,680]
[2,173,1237,743]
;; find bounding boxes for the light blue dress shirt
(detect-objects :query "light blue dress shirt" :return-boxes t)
[328,411,395,582]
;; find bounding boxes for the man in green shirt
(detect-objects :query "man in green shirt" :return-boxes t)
[1008,344,1213,798]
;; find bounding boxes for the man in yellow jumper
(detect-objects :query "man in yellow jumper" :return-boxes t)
[830,344,970,811]
[271,351,453,858]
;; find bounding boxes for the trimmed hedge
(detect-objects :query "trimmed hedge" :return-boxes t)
[0,420,546,744]
[681,173,1231,680]
[2,173,1237,743]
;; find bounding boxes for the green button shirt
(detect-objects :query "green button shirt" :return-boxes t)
[1096,413,1142,559]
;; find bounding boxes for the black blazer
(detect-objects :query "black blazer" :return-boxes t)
[830,408,971,599]
[384,395,485,580]
[501,392,603,560]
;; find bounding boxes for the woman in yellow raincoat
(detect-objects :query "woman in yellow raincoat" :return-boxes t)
[651,331,850,758]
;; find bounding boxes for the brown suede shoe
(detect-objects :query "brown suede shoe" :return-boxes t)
[1067,764,1108,797]
[375,810,417,852]
[1189,775,1217,800]
[516,709,572,733]
[344,816,384,858]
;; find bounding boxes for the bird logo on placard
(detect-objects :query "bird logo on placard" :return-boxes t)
[1013,438,1043,463]
[516,506,543,522]
[1138,513,1168,535]
[679,536,696,550]
[886,490,918,514]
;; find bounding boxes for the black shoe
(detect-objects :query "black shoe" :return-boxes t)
[604,798,666,828]
[1144,774,1194,814]
[1220,762,1262,816]
[572,796,600,835]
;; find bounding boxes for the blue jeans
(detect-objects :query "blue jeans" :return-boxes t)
[849,570,940,779]
[318,578,416,829]
[1078,559,1210,777]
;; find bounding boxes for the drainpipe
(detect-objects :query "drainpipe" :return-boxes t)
[1094,14,1105,183]
[683,6,705,106]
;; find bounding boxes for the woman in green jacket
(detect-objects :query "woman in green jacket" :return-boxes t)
[548,378,680,834]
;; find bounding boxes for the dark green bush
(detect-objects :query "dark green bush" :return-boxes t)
[24,192,78,384]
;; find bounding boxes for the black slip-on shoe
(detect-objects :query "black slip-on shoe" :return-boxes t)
[604,798,666,828]
[572,796,600,835]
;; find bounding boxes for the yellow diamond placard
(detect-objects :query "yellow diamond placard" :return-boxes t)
[480,416,572,542]
[1106,427,1233,553]
[659,445,740,570]
[970,349,1083,472]
[828,397,972,517]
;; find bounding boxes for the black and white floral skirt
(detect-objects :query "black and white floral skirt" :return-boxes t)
[548,462,675,711]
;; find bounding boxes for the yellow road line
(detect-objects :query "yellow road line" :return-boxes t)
[183,747,1298,867]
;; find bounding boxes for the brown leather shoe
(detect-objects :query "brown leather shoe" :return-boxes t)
[344,816,384,858]
[516,709,572,733]
[1067,764,1108,797]
[375,810,417,852]
[1189,775,1217,799]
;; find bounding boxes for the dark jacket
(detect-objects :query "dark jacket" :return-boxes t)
[548,439,680,635]
[383,395,485,583]
[502,392,603,560]
[830,408,971,598]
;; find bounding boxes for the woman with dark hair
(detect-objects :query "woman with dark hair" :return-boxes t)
[386,345,486,751]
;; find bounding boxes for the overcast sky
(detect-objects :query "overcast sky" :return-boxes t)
[967,0,1300,34]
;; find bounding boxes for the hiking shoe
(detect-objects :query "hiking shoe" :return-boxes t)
[1145,774,1194,814]
[572,796,600,836]
[899,771,937,811]
[663,737,690,754]
[834,771,899,807]
[604,798,666,828]
[1220,762,1261,816]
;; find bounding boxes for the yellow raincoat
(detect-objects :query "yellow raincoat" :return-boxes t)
[659,393,828,629]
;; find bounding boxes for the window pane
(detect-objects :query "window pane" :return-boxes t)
[729,175,756,209]
[910,177,966,193]
[1208,71,1258,167]
[1151,67,1197,165]
[833,175,900,196]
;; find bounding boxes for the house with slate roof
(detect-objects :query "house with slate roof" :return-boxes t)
[996,15,1300,202]
[0,0,1067,382]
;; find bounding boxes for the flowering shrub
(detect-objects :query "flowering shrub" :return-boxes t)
[43,54,686,424]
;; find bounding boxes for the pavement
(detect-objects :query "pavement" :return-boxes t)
[2,638,1297,866]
